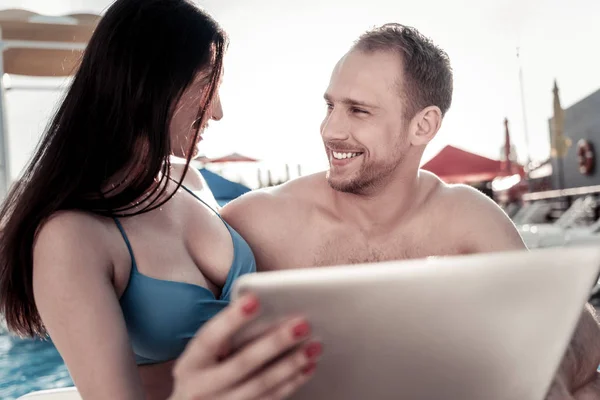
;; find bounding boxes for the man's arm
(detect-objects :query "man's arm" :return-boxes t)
[450,185,600,399]
[221,188,287,271]
[556,304,600,400]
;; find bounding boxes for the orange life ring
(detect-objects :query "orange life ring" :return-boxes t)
[577,139,595,175]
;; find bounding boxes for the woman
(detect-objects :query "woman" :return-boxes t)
[0,0,321,399]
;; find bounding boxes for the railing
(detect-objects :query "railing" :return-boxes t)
[522,185,600,202]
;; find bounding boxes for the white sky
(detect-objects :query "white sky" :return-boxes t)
[2,0,600,180]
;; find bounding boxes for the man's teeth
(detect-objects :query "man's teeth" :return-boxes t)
[332,151,361,160]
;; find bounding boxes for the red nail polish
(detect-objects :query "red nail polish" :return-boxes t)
[302,362,317,376]
[305,342,322,358]
[292,321,310,338]
[241,295,259,315]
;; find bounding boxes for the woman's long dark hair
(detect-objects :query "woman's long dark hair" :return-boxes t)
[0,0,227,337]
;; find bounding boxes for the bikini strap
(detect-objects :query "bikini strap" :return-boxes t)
[170,177,226,224]
[113,217,139,271]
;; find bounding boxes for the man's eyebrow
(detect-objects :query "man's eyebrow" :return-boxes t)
[323,93,378,109]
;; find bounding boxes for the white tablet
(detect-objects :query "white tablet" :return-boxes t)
[231,245,600,400]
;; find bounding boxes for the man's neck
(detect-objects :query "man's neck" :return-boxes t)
[330,167,422,234]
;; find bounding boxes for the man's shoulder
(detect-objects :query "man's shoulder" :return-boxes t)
[419,171,499,213]
[266,171,328,196]
[438,182,493,208]
[421,171,525,252]
[225,172,326,208]
[221,172,328,226]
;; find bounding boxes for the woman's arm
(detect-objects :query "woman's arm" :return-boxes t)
[32,210,321,400]
[33,211,144,400]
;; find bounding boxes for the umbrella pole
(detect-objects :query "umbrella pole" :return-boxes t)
[0,27,11,201]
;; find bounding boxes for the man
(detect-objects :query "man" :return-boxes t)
[221,23,600,399]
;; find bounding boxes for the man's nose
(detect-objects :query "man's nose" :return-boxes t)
[321,108,350,141]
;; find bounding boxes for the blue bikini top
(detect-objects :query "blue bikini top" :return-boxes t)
[115,185,256,365]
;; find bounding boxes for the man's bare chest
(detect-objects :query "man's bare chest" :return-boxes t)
[277,225,459,269]
[311,233,429,267]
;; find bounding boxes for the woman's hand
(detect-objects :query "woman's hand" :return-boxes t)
[169,293,322,400]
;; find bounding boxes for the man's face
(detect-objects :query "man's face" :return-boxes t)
[321,49,411,194]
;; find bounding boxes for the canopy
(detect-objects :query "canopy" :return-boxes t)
[421,145,524,184]
[0,8,101,198]
[0,9,100,77]
[198,167,251,206]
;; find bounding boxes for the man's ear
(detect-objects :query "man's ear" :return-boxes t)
[408,106,443,146]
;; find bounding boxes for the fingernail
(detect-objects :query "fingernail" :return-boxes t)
[241,295,259,315]
[292,321,311,338]
[304,342,322,359]
[302,362,317,375]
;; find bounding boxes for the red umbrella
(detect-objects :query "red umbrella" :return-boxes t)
[208,152,258,163]
[195,155,212,163]
[421,145,523,184]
